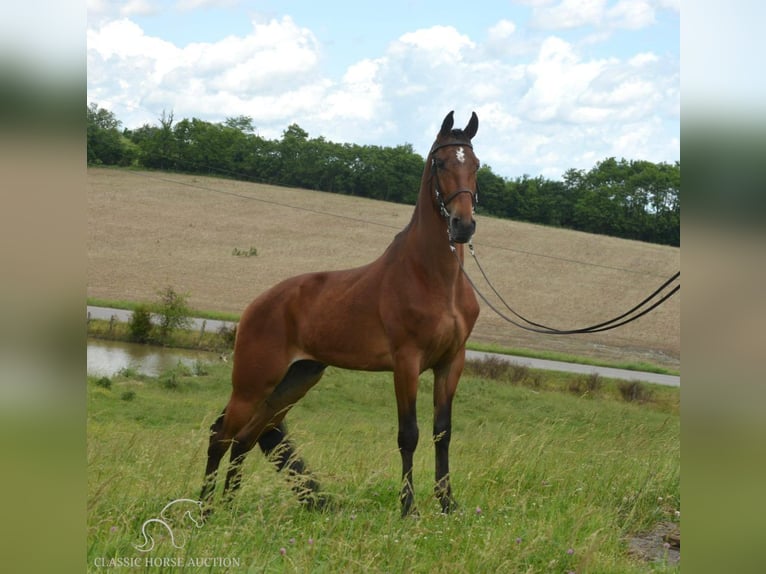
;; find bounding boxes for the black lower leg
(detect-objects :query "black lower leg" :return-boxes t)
[398,418,419,517]
[200,407,227,505]
[434,408,457,513]
[258,422,324,508]
[223,441,249,499]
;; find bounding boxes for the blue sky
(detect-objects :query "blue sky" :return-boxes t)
[87,0,680,179]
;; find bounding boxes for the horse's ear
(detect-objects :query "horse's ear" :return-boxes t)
[439,111,455,137]
[464,112,478,140]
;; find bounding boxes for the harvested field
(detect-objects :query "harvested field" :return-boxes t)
[87,168,680,370]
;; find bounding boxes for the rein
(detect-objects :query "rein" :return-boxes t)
[428,138,679,333]
[453,243,680,335]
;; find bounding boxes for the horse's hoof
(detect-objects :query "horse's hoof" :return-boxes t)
[301,492,333,512]
[440,498,459,514]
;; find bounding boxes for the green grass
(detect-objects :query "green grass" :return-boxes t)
[87,361,679,573]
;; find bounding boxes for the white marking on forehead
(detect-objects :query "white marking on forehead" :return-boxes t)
[456,147,465,163]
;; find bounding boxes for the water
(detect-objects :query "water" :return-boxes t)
[87,338,220,377]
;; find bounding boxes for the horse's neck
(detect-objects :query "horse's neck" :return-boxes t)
[401,173,464,280]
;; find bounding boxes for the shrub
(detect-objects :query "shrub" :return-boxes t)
[95,376,112,390]
[232,246,258,257]
[128,304,153,343]
[465,356,511,380]
[568,373,603,396]
[192,359,209,376]
[117,366,139,378]
[161,373,179,390]
[120,390,136,401]
[510,364,531,385]
[618,380,653,403]
[217,323,237,349]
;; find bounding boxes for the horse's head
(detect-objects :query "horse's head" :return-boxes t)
[429,110,480,244]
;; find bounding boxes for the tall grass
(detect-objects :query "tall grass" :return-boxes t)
[87,363,679,573]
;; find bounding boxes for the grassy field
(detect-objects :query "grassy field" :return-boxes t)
[87,167,680,371]
[87,361,679,573]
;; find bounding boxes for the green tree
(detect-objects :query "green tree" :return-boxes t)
[476,166,509,217]
[569,158,680,245]
[133,110,177,170]
[87,103,134,165]
[153,286,192,344]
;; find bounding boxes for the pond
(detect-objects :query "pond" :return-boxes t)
[87,338,221,377]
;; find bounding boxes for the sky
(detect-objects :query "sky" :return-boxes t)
[86,0,680,180]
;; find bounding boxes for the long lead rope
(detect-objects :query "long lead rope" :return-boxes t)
[455,244,680,335]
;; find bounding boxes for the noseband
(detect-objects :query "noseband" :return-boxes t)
[429,142,479,220]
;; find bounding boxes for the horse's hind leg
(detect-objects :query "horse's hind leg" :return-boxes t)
[200,407,228,509]
[258,420,324,508]
[223,360,327,505]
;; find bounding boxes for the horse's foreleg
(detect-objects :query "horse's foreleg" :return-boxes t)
[433,401,456,513]
[394,359,420,517]
[433,353,464,513]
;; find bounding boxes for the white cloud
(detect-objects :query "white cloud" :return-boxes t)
[87,15,324,127]
[176,0,238,10]
[532,0,608,29]
[86,10,678,179]
[529,0,660,31]
[607,0,655,29]
[320,59,386,122]
[390,26,476,65]
[121,0,158,17]
[629,51,659,66]
[488,19,517,41]
[519,36,611,121]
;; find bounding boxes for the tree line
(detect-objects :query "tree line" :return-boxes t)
[87,103,679,246]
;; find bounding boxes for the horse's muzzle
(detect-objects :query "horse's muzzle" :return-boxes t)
[450,217,476,244]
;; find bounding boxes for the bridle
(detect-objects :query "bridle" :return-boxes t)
[428,140,679,334]
[429,141,479,221]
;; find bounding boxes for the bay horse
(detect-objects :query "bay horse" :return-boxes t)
[201,111,481,517]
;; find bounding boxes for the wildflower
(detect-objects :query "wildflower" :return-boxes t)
[110,526,118,533]
[515,537,522,545]
[279,547,286,556]
[308,538,314,546]
[289,538,296,545]
[567,548,574,555]
[475,506,482,515]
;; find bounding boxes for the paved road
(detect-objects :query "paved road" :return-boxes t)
[87,306,679,387]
